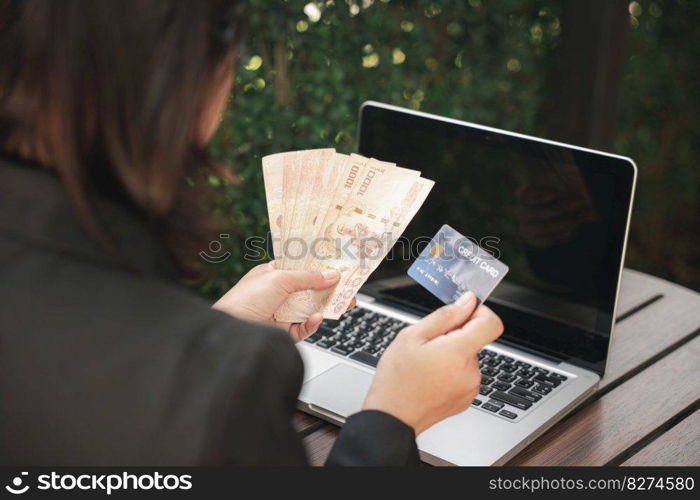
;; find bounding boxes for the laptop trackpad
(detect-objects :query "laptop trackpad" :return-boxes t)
[301,364,374,419]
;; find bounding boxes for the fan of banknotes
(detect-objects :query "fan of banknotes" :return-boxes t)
[262,148,434,322]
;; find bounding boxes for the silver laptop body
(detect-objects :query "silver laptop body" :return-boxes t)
[297,102,637,466]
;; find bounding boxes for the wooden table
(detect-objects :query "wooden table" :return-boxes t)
[294,269,700,466]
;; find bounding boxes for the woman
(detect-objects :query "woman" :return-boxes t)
[0,1,503,465]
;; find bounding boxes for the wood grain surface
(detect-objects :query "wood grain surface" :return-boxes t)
[507,335,700,465]
[621,410,700,466]
[302,424,340,466]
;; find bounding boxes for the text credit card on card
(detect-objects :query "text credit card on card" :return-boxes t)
[407,224,509,304]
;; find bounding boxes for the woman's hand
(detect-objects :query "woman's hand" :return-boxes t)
[212,261,355,342]
[362,292,503,435]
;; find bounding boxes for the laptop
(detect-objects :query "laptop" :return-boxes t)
[297,101,637,466]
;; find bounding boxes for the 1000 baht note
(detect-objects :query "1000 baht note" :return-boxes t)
[273,153,351,322]
[263,148,434,323]
[282,149,335,271]
[320,177,434,318]
[311,161,425,318]
[276,156,402,322]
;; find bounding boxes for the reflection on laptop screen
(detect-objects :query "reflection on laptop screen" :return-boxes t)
[358,103,634,373]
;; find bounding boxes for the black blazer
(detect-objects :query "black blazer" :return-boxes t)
[0,159,419,466]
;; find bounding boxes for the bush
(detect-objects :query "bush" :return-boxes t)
[201,0,699,298]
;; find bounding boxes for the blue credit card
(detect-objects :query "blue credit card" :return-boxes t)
[407,224,509,304]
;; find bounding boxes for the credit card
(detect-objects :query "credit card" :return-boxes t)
[407,224,509,304]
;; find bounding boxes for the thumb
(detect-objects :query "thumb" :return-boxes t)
[272,269,340,294]
[406,292,478,342]
[445,304,504,353]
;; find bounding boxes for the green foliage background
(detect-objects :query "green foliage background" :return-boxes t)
[202,0,699,298]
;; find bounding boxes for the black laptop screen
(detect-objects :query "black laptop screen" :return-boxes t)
[357,103,635,375]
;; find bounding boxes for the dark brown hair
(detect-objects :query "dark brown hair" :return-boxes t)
[0,0,243,272]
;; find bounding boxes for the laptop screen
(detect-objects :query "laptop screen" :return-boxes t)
[357,102,635,374]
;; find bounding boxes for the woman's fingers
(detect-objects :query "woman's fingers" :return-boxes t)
[446,304,504,353]
[405,292,477,342]
[303,313,323,337]
[289,313,323,342]
[288,323,303,342]
[271,269,340,294]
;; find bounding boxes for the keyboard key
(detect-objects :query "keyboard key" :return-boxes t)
[550,373,568,381]
[316,339,336,349]
[533,374,562,387]
[498,373,516,383]
[483,357,501,367]
[533,367,549,375]
[479,385,493,396]
[304,332,323,343]
[349,350,380,367]
[492,381,511,392]
[486,399,504,409]
[482,349,497,357]
[515,361,531,369]
[481,367,499,377]
[481,402,500,412]
[331,345,353,356]
[481,375,494,385]
[532,384,552,395]
[501,364,517,373]
[497,355,514,363]
[499,409,517,419]
[317,326,336,337]
[514,378,534,389]
[489,391,532,410]
[509,387,542,403]
[472,399,483,406]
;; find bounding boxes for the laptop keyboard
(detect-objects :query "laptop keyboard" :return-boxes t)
[474,349,568,420]
[304,306,406,367]
[304,306,569,422]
